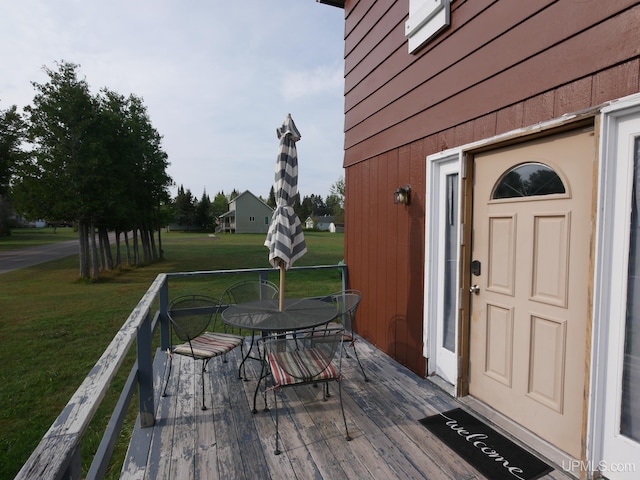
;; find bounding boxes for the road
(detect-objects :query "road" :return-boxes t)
[0,232,118,275]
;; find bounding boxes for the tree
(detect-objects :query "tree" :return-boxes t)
[211,191,229,221]
[195,190,213,230]
[124,94,172,263]
[327,176,345,221]
[13,61,172,279]
[267,186,276,208]
[175,185,196,230]
[330,176,345,207]
[0,102,25,235]
[299,195,314,223]
[13,61,104,277]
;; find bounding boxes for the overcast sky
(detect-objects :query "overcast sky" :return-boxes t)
[0,0,346,200]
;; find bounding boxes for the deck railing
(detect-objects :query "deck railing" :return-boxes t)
[15,264,347,480]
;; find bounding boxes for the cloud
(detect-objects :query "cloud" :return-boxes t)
[282,63,344,100]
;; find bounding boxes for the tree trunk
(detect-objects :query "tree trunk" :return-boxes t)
[124,230,131,266]
[99,227,114,270]
[78,221,90,279]
[132,228,139,266]
[141,224,151,263]
[114,229,121,268]
[97,228,106,271]
[149,226,157,261]
[157,227,163,260]
[90,220,99,280]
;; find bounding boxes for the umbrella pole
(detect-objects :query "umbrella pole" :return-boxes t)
[279,261,285,311]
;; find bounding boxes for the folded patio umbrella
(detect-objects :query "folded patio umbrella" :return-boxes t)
[265,114,307,310]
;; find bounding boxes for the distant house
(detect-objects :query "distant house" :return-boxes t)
[304,216,315,230]
[304,215,343,232]
[218,190,273,234]
[314,215,335,231]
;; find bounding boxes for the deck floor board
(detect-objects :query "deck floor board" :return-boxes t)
[124,337,575,480]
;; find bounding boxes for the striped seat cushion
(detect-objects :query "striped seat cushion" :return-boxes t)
[268,348,340,387]
[307,323,353,341]
[174,332,243,358]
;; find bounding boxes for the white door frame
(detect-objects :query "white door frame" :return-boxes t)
[589,92,640,479]
[424,149,462,393]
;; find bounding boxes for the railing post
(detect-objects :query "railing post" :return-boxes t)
[341,263,349,290]
[137,310,155,428]
[159,278,170,351]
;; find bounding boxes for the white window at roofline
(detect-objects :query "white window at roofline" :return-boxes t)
[405,0,451,53]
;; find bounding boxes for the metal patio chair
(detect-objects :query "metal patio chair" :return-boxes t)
[220,279,279,379]
[260,326,352,455]
[162,294,243,410]
[308,290,368,382]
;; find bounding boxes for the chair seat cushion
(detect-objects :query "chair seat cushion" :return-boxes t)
[268,348,340,387]
[306,323,353,341]
[174,332,243,358]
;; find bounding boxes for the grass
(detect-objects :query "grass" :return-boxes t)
[0,230,344,479]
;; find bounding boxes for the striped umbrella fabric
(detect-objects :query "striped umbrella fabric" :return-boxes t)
[265,114,307,308]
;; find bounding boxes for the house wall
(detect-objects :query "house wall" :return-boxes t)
[342,0,640,375]
[233,194,273,234]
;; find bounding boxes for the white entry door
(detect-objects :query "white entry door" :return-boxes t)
[425,155,460,389]
[597,109,640,479]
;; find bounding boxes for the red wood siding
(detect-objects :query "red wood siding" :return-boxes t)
[341,0,640,376]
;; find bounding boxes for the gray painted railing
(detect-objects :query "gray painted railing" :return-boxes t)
[15,264,347,480]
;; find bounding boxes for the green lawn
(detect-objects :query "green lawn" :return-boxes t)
[0,230,344,479]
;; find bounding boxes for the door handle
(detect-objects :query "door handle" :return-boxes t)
[470,285,480,295]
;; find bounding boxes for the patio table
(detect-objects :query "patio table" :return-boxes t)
[222,297,338,412]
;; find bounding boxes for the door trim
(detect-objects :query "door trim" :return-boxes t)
[589,92,640,475]
[424,150,462,393]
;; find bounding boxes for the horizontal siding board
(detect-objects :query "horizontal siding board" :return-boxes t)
[345,5,640,165]
[344,1,640,163]
[345,1,406,79]
[345,0,556,133]
[344,23,406,102]
[344,0,374,40]
[346,0,635,137]
[345,0,396,59]
[345,0,498,106]
[523,91,556,127]
[592,60,640,104]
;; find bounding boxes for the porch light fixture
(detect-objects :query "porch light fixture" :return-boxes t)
[394,185,411,205]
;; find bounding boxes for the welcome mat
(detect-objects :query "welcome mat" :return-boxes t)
[419,408,553,480]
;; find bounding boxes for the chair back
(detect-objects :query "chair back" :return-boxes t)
[168,295,219,342]
[222,279,279,304]
[264,327,344,385]
[331,290,362,332]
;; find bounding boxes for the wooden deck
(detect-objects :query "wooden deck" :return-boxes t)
[122,337,575,480]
